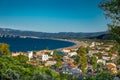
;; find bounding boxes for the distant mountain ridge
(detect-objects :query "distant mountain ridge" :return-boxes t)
[0,28,108,39]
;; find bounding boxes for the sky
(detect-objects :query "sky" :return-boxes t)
[0,0,108,32]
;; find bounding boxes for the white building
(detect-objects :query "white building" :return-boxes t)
[28,51,33,61]
[68,52,77,57]
[50,51,54,55]
[88,50,95,57]
[97,59,106,65]
[90,42,95,47]
[62,49,71,53]
[103,56,110,60]
[42,54,49,61]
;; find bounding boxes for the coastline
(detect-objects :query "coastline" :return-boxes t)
[26,38,88,51]
[54,39,88,50]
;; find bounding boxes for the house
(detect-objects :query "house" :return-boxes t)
[62,49,71,53]
[106,63,117,73]
[35,50,52,61]
[63,56,74,62]
[33,52,37,58]
[69,62,77,68]
[28,51,33,61]
[102,52,109,56]
[62,63,81,77]
[111,54,118,60]
[45,61,56,66]
[11,52,24,56]
[70,47,78,51]
[37,53,52,61]
[103,56,110,61]
[97,59,106,65]
[42,54,49,61]
[90,42,95,47]
[36,50,51,56]
[68,52,77,57]
[50,51,54,55]
[103,45,113,51]
[88,50,96,57]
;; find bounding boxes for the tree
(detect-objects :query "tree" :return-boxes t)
[99,0,120,44]
[108,52,112,59]
[91,55,97,69]
[109,46,118,54]
[86,46,91,53]
[77,46,87,54]
[97,62,104,72]
[5,69,20,80]
[95,52,103,59]
[77,46,88,74]
[52,51,62,68]
[0,43,10,55]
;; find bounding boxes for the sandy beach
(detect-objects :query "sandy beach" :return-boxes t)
[55,39,88,50]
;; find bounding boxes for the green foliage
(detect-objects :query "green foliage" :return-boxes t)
[109,26,120,44]
[96,72,114,80]
[116,71,120,78]
[116,47,120,65]
[99,0,120,21]
[118,47,120,56]
[109,45,119,53]
[52,51,62,68]
[0,43,10,55]
[13,55,29,63]
[77,46,87,54]
[97,62,104,69]
[95,52,103,59]
[0,54,78,80]
[108,52,112,59]
[99,0,120,44]
[32,68,60,80]
[59,73,78,80]
[5,69,20,80]
[91,55,97,69]
[77,46,88,74]
[85,71,115,80]
[86,46,91,53]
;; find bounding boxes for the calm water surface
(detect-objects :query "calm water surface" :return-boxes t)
[0,37,75,52]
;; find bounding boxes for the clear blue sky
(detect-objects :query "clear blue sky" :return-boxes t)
[0,0,108,32]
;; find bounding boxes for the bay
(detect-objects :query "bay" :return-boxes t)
[0,37,75,52]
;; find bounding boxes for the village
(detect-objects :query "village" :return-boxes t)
[11,40,120,79]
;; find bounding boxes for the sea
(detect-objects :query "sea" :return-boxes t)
[0,37,75,52]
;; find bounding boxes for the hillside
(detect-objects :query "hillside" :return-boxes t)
[0,28,108,39]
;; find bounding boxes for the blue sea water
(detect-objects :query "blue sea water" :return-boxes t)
[0,37,75,52]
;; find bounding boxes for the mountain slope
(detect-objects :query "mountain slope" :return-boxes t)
[0,28,108,39]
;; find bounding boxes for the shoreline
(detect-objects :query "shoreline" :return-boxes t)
[54,39,88,51]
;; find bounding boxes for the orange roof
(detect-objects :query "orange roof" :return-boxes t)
[107,63,116,68]
[69,62,76,67]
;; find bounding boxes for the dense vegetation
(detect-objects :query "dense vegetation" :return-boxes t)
[99,0,120,44]
[0,43,10,55]
[0,43,79,80]
[99,0,120,68]
[0,0,120,79]
[83,0,120,79]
